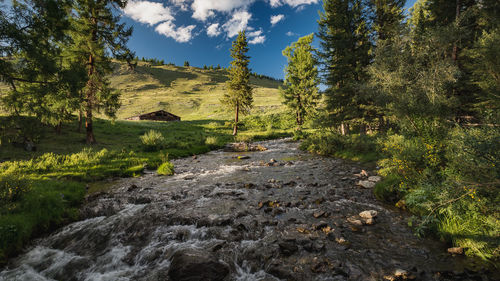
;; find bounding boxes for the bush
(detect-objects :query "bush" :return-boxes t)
[157,161,174,176]
[300,131,380,162]
[140,130,165,152]
[376,126,500,260]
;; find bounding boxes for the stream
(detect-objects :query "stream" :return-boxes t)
[0,139,497,281]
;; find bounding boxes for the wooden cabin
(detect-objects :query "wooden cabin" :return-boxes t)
[126,110,181,121]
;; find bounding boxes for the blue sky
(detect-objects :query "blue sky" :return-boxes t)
[121,0,418,80]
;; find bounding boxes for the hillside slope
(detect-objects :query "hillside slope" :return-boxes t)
[110,61,284,120]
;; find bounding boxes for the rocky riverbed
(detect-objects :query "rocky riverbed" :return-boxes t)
[0,139,497,281]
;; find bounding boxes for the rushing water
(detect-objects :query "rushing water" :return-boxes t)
[0,139,497,281]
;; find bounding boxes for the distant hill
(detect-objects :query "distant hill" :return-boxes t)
[109,61,284,120]
[0,61,285,120]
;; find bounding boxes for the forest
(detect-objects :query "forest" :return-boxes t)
[0,0,499,273]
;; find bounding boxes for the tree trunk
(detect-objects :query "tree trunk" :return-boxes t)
[340,123,348,136]
[86,53,96,144]
[233,104,239,136]
[55,121,62,134]
[359,123,367,135]
[77,109,83,133]
[296,110,302,131]
[452,0,460,62]
[296,93,302,130]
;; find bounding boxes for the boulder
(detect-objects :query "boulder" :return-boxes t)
[359,210,378,219]
[356,180,376,189]
[279,240,298,256]
[447,247,464,255]
[168,249,229,281]
[368,176,382,182]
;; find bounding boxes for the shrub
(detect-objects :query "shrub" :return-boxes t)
[205,136,219,147]
[300,131,380,162]
[140,130,165,151]
[157,161,174,176]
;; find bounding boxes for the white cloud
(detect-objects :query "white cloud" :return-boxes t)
[222,11,252,38]
[270,0,281,7]
[171,0,190,11]
[269,0,319,8]
[247,30,262,37]
[207,23,221,37]
[270,14,285,26]
[249,35,266,44]
[247,29,265,44]
[286,31,296,36]
[123,0,173,26]
[124,0,197,43]
[155,22,196,43]
[191,0,256,21]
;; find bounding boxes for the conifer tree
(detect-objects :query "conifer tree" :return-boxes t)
[222,31,253,136]
[0,0,80,131]
[317,0,372,134]
[369,0,406,41]
[281,34,320,130]
[70,0,134,144]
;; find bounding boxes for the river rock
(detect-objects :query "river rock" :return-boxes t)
[168,249,229,281]
[447,247,464,255]
[359,210,378,219]
[346,216,363,226]
[356,180,376,189]
[368,176,382,182]
[279,240,298,256]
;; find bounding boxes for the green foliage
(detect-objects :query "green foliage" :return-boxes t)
[375,127,500,260]
[301,131,380,163]
[157,161,174,176]
[281,34,320,129]
[222,31,253,135]
[0,178,85,264]
[140,130,166,152]
[468,28,500,120]
[369,0,406,41]
[242,112,295,131]
[0,147,145,181]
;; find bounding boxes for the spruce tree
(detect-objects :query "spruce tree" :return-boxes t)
[281,34,320,130]
[70,0,134,144]
[317,0,372,134]
[369,0,406,41]
[0,0,80,131]
[222,31,253,136]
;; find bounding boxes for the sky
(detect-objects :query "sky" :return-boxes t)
[120,0,418,80]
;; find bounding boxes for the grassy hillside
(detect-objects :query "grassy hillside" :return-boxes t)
[109,61,284,120]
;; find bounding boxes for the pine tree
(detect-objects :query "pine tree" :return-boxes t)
[70,0,134,144]
[369,0,406,41]
[317,0,372,134]
[281,34,320,130]
[0,0,81,131]
[184,61,190,67]
[222,31,253,136]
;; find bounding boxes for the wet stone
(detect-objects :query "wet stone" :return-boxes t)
[279,240,299,256]
[313,210,326,218]
[168,249,229,281]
